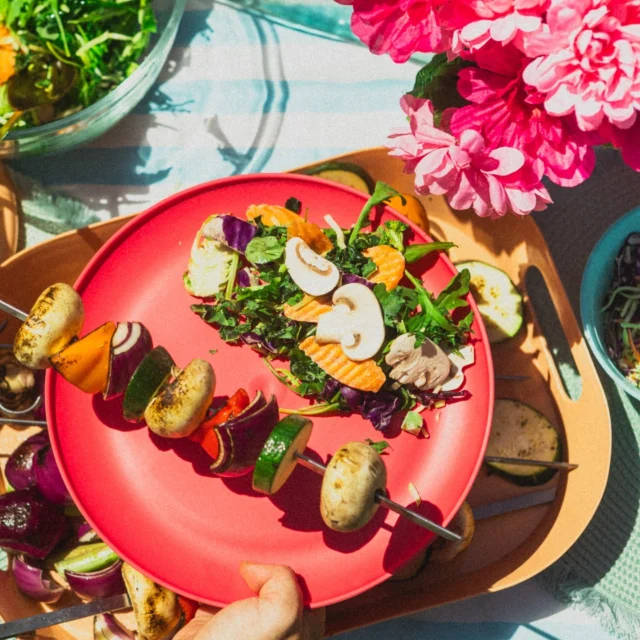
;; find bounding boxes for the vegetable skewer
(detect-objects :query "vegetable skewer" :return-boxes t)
[293,451,462,542]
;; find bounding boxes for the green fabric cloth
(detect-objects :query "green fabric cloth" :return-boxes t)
[533,148,640,640]
[12,147,640,639]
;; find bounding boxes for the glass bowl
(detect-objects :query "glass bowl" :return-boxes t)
[0,0,186,158]
[581,205,640,401]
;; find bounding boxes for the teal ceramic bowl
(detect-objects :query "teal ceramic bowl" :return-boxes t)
[581,206,640,401]
[0,0,186,158]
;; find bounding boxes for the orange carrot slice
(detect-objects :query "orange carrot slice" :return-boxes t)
[284,295,333,323]
[363,245,406,291]
[246,204,333,254]
[0,27,16,85]
[300,337,386,393]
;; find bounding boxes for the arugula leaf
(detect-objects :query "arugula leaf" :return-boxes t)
[365,438,391,454]
[246,236,285,264]
[435,269,471,313]
[348,181,404,244]
[404,241,455,264]
[374,283,418,329]
[289,348,329,397]
[285,197,302,214]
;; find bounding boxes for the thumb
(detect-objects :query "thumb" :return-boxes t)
[239,562,302,608]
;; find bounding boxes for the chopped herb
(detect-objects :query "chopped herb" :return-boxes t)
[365,438,391,454]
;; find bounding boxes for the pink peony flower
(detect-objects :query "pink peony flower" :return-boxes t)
[523,0,640,131]
[335,0,449,62]
[454,0,549,51]
[386,95,552,217]
[449,43,596,186]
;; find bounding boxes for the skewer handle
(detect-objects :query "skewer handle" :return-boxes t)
[0,299,27,323]
[294,452,462,542]
[484,455,578,471]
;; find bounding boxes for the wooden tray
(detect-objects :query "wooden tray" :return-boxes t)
[0,162,18,263]
[0,148,611,638]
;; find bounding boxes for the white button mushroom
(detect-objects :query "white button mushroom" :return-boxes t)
[285,237,340,296]
[320,441,388,532]
[13,283,85,370]
[315,283,385,361]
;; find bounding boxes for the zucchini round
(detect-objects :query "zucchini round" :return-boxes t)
[457,260,523,343]
[486,399,560,486]
[122,347,175,423]
[252,416,313,495]
[299,162,375,194]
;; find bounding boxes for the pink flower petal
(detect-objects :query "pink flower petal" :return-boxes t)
[487,147,526,175]
[490,14,517,42]
[545,84,578,117]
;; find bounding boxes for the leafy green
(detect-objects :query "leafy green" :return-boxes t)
[348,181,404,244]
[246,236,285,264]
[405,241,456,264]
[365,438,391,454]
[410,53,472,124]
[404,269,473,347]
[374,283,417,330]
[0,1,157,133]
[375,220,409,252]
[289,348,328,396]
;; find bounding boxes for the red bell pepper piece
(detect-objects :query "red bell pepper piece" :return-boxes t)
[190,389,251,460]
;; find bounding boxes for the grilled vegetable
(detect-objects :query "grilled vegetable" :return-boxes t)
[14,283,85,369]
[430,501,475,563]
[320,441,387,532]
[104,322,153,400]
[298,161,375,194]
[122,347,175,423]
[122,563,182,640]
[385,194,430,233]
[210,392,280,477]
[457,261,523,343]
[144,359,215,439]
[50,322,117,394]
[486,399,560,486]
[252,416,313,495]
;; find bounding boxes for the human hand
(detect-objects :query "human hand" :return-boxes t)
[174,562,325,640]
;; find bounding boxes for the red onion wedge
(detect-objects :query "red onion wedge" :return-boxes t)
[0,489,69,558]
[104,322,153,400]
[210,392,280,477]
[94,614,135,640]
[35,444,72,505]
[5,430,49,490]
[13,555,64,603]
[66,559,125,599]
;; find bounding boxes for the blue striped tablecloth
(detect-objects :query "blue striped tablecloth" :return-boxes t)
[10,2,617,638]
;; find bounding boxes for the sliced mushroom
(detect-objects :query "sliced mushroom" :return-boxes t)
[121,563,182,640]
[315,283,385,361]
[441,344,475,391]
[13,283,85,369]
[285,237,340,296]
[144,359,215,438]
[385,334,450,390]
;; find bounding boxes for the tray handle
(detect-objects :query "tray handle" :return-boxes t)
[522,240,596,405]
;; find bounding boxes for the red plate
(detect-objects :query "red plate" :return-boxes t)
[46,174,493,608]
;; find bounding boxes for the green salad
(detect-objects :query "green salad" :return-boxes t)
[0,0,156,136]
[187,182,476,432]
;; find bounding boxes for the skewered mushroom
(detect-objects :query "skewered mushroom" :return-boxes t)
[13,283,84,369]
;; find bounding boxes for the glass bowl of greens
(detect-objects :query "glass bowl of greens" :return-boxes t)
[0,0,186,158]
[581,206,640,401]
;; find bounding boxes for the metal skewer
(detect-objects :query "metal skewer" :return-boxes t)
[0,417,47,426]
[484,455,578,471]
[0,299,28,323]
[293,452,462,542]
